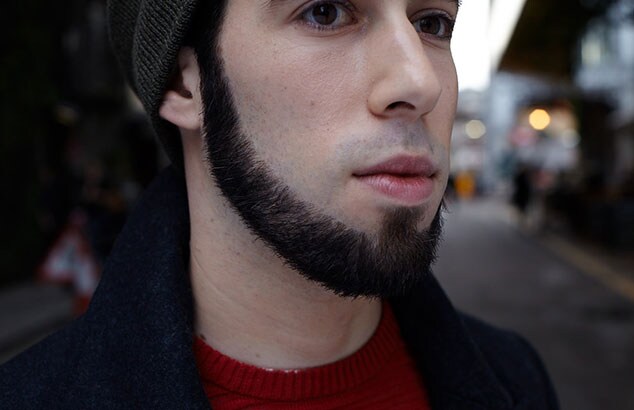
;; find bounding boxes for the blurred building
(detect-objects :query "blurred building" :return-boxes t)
[2,0,158,286]
[452,0,634,249]
[575,0,634,193]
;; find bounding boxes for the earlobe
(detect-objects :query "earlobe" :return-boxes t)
[159,47,203,132]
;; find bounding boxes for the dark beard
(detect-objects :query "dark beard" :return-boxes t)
[197,46,444,298]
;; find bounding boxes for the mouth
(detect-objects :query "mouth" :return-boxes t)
[352,155,438,205]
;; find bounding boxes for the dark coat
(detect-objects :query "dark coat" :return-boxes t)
[0,167,559,409]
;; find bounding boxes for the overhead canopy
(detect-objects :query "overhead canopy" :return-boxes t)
[498,0,617,80]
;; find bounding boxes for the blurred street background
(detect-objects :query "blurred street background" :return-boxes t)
[1,0,633,409]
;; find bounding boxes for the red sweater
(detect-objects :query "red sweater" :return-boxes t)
[193,304,430,409]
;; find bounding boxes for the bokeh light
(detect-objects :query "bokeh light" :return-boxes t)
[529,109,551,131]
[465,120,487,139]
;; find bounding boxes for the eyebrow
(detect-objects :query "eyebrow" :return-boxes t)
[435,0,462,11]
[262,0,292,11]
[264,0,462,9]
[261,0,461,19]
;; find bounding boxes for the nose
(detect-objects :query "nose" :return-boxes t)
[367,17,444,122]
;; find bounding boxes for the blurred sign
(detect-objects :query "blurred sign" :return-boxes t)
[38,210,100,312]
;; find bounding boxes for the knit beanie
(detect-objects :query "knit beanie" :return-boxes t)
[107,0,202,166]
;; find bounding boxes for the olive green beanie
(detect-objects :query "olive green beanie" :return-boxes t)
[107,0,202,166]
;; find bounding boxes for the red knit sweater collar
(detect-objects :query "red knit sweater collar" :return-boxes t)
[193,303,401,401]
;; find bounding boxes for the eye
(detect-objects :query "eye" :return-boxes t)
[300,1,355,30]
[413,13,455,40]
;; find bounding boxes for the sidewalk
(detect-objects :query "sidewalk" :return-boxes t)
[437,197,634,410]
[456,197,633,282]
[501,200,634,303]
[0,283,74,364]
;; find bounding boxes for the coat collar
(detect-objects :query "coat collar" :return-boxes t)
[390,280,514,409]
[87,166,514,409]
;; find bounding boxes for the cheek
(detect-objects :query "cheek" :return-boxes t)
[223,41,362,183]
[432,59,458,138]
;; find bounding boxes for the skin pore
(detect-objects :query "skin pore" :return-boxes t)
[160,0,458,369]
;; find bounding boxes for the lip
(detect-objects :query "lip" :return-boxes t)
[353,155,437,205]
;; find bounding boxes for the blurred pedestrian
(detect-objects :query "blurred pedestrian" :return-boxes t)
[512,163,533,225]
[1,1,558,409]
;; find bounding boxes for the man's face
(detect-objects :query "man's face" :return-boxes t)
[198,0,459,297]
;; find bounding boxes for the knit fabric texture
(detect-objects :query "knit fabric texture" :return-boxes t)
[107,0,202,166]
[194,303,431,409]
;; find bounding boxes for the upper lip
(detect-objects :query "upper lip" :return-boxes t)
[353,155,437,177]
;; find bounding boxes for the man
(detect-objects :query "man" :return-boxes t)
[1,1,559,409]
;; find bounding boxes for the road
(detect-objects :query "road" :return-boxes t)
[435,198,634,410]
[0,284,73,364]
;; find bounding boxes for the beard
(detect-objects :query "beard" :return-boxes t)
[197,49,444,299]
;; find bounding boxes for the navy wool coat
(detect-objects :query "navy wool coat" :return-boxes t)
[0,167,559,409]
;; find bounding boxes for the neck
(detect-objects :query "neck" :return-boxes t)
[184,136,381,370]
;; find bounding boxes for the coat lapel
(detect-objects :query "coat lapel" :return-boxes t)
[82,166,210,409]
[391,276,515,410]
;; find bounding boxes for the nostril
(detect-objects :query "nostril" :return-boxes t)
[387,101,416,111]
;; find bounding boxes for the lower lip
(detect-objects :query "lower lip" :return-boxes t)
[355,174,434,204]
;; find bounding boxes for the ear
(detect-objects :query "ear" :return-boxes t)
[159,47,202,132]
